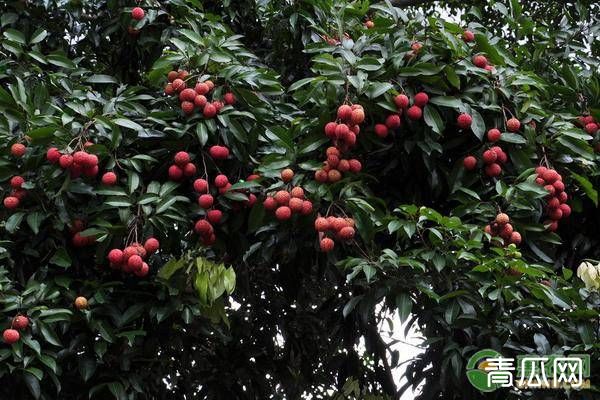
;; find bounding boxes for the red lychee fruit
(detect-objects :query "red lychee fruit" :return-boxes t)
[131,7,145,20]
[394,94,409,109]
[328,169,342,182]
[407,106,422,121]
[585,122,598,135]
[337,104,353,121]
[339,226,355,240]
[46,147,61,163]
[59,154,73,169]
[223,92,236,105]
[174,151,190,167]
[12,316,29,330]
[263,197,277,211]
[506,118,521,132]
[385,114,402,129]
[194,219,213,235]
[463,156,477,170]
[3,196,19,209]
[457,113,472,129]
[485,163,502,177]
[135,262,149,277]
[365,20,374,29]
[128,255,143,271]
[411,42,422,52]
[172,79,185,92]
[181,101,195,115]
[214,175,229,188]
[482,149,498,164]
[144,238,160,254]
[192,178,208,193]
[10,176,24,189]
[108,249,124,265]
[179,88,197,103]
[300,200,313,215]
[289,197,304,213]
[198,194,214,209]
[413,92,429,107]
[462,30,475,42]
[3,329,19,344]
[315,170,328,182]
[207,209,223,224]
[281,168,294,183]
[275,206,292,221]
[168,165,183,181]
[374,124,389,138]
[209,145,229,160]
[487,128,502,142]
[164,84,175,95]
[101,172,117,186]
[472,55,488,68]
[348,159,362,173]
[509,231,521,245]
[290,186,304,199]
[542,169,559,183]
[274,190,291,205]
[351,108,365,125]
[559,203,571,217]
[495,213,510,225]
[167,71,178,82]
[11,143,26,157]
[320,237,334,252]
[324,122,338,138]
[315,217,330,232]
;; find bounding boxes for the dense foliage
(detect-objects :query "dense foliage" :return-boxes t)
[0,0,598,399]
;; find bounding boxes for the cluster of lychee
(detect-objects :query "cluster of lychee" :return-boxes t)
[472,54,495,73]
[533,167,571,231]
[374,92,428,139]
[323,104,366,150]
[70,219,97,247]
[263,169,313,221]
[314,215,356,252]
[107,238,158,277]
[168,151,197,181]
[576,114,598,136]
[484,213,522,246]
[3,175,28,210]
[463,143,509,177]
[2,315,29,345]
[164,70,235,118]
[47,147,99,178]
[314,147,362,183]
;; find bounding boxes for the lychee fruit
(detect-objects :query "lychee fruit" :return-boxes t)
[275,206,292,221]
[11,143,26,157]
[487,128,501,142]
[198,194,214,209]
[131,7,145,20]
[281,168,294,183]
[320,237,334,252]
[2,329,20,344]
[463,156,477,170]
[394,94,409,109]
[506,118,521,132]
[407,106,422,121]
[101,172,117,186]
[413,92,429,107]
[457,113,472,129]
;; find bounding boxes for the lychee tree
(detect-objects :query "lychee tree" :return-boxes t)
[0,1,599,399]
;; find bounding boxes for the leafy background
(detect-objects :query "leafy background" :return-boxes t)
[0,0,598,399]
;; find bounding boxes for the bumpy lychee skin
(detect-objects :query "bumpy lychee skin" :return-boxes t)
[263,197,277,211]
[457,113,472,129]
[506,118,521,132]
[462,30,475,42]
[174,151,191,167]
[202,103,217,118]
[351,108,365,125]
[74,296,88,310]
[289,197,304,213]
[223,92,236,105]
[11,143,26,157]
[495,213,510,225]
[3,196,19,209]
[487,128,502,142]
[337,105,353,121]
[3,329,19,344]
[179,88,197,103]
[413,92,429,108]
[46,147,61,163]
[274,190,291,205]
[385,114,401,129]
[314,217,330,232]
[542,169,559,183]
[374,124,389,138]
[472,54,488,68]
[394,94,409,109]
[339,226,355,240]
[463,156,477,170]
[131,7,145,20]
[509,231,522,245]
[181,101,194,115]
[207,209,223,224]
[209,145,229,160]
[482,149,498,164]
[198,194,214,209]
[108,249,124,265]
[585,122,598,135]
[101,172,117,186]
[324,122,338,138]
[290,186,304,199]
[320,237,335,252]
[485,163,502,177]
[407,106,422,121]
[10,176,24,189]
[13,316,29,330]
[281,168,294,183]
[172,78,186,92]
[144,238,160,254]
[275,206,292,221]
[168,165,183,181]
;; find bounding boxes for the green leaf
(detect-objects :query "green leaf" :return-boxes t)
[86,75,118,84]
[113,118,143,131]
[571,173,598,206]
[5,212,25,233]
[49,248,71,268]
[29,29,48,44]
[3,28,26,44]
[423,105,443,134]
